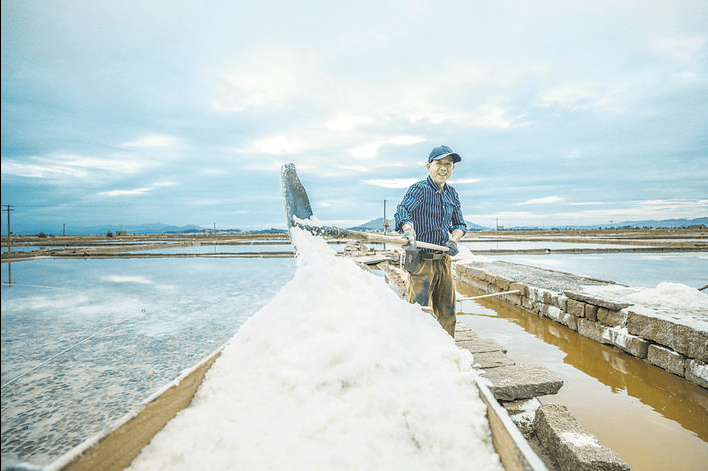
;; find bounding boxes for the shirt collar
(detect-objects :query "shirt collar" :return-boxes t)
[426,175,446,193]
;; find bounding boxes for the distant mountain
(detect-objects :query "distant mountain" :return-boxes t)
[349,217,392,232]
[33,223,207,236]
[465,220,488,231]
[10,216,705,236]
[599,217,708,229]
[502,217,708,231]
[348,218,488,232]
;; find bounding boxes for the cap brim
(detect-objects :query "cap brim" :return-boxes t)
[431,152,461,163]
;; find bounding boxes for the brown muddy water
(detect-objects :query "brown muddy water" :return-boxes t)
[455,281,708,471]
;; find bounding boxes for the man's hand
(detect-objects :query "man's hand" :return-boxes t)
[445,240,459,257]
[402,226,417,250]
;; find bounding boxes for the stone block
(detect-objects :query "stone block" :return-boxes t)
[480,364,564,401]
[597,307,626,327]
[563,290,632,311]
[533,403,630,471]
[454,329,479,342]
[463,266,485,280]
[503,398,540,435]
[503,293,522,306]
[566,299,585,318]
[584,304,598,322]
[472,351,516,369]
[494,275,512,291]
[527,286,539,303]
[647,344,686,377]
[557,294,568,312]
[601,327,650,359]
[627,307,708,362]
[457,338,507,354]
[536,302,548,316]
[577,319,604,343]
[542,289,555,305]
[510,282,529,297]
[546,305,562,322]
[559,312,578,331]
[685,359,708,389]
[522,297,534,310]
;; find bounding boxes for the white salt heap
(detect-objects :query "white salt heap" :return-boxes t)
[126,229,503,471]
[581,281,708,321]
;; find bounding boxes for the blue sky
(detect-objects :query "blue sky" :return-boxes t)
[2,0,707,233]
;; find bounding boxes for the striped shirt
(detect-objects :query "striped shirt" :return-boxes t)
[394,176,467,250]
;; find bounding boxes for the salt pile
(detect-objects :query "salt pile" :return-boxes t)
[581,282,708,320]
[126,229,503,471]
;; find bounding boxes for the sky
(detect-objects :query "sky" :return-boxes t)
[2,0,707,234]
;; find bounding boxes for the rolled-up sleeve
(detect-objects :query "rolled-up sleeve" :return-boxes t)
[394,185,422,232]
[450,189,467,233]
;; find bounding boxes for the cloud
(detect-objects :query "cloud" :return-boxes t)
[653,35,706,63]
[1,154,149,179]
[324,114,375,132]
[99,182,175,197]
[123,135,179,148]
[517,196,565,205]
[2,1,707,232]
[450,178,481,185]
[102,275,154,284]
[1,160,88,179]
[536,86,594,107]
[244,135,311,155]
[467,104,527,129]
[363,178,420,189]
[99,188,154,196]
[210,47,309,112]
[364,176,479,189]
[348,135,426,160]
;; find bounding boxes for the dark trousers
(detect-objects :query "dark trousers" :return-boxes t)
[407,255,456,337]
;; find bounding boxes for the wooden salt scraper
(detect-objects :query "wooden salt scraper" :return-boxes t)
[281,163,450,252]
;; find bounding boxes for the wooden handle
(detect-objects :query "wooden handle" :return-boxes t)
[342,229,450,252]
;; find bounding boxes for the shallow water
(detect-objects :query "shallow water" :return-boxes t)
[456,283,708,471]
[1,257,296,467]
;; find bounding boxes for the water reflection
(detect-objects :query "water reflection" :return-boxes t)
[489,298,708,440]
[456,282,708,471]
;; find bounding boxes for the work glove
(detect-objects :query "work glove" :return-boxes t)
[445,240,459,257]
[402,227,417,250]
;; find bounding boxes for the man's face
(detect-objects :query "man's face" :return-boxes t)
[427,155,455,188]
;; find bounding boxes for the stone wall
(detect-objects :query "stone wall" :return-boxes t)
[455,263,708,390]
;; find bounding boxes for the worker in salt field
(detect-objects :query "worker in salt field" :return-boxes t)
[395,144,467,337]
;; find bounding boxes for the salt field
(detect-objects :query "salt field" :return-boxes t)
[1,234,707,470]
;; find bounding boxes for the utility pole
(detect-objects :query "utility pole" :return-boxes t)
[3,205,14,252]
[382,200,389,236]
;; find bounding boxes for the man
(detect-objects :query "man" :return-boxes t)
[394,145,467,337]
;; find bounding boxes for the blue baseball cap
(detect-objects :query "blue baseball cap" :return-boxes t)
[428,145,461,163]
